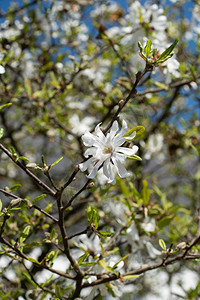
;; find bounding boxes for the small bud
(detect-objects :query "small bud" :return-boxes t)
[10,198,22,208]
[26,163,37,169]
[176,242,187,250]
[86,182,95,189]
[119,99,124,108]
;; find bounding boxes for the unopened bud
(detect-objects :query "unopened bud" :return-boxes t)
[10,198,22,208]
[86,182,95,189]
[119,99,124,108]
[176,242,187,250]
[26,163,37,169]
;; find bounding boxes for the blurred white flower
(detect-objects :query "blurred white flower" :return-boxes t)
[0,65,5,74]
[144,133,164,160]
[79,120,138,184]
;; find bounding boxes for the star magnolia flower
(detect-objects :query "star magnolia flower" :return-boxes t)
[79,120,139,184]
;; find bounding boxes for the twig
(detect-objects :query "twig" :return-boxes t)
[0,143,56,197]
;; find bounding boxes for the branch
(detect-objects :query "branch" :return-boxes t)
[0,143,56,197]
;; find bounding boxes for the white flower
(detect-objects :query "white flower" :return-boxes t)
[79,120,139,184]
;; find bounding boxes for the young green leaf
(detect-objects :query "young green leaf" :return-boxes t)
[127,155,142,161]
[0,128,4,139]
[51,156,63,168]
[122,275,139,279]
[24,77,32,97]
[141,180,150,206]
[0,199,2,212]
[0,103,12,112]
[86,206,100,229]
[32,194,47,204]
[124,126,145,140]
[144,40,152,58]
[98,259,118,275]
[156,38,179,63]
[159,239,167,251]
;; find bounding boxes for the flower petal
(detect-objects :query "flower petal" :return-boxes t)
[103,159,115,182]
[82,131,96,146]
[116,145,138,156]
[87,160,103,179]
[84,147,97,158]
[112,157,129,178]
[79,157,96,172]
[95,123,105,141]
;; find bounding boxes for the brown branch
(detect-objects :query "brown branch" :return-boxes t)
[0,188,58,223]
[0,143,56,197]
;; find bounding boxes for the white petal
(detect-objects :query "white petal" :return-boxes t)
[115,120,127,139]
[113,137,126,147]
[79,157,96,172]
[87,160,103,179]
[82,131,96,146]
[116,145,138,156]
[112,157,129,178]
[109,121,119,139]
[125,131,136,140]
[84,147,97,158]
[103,159,115,182]
[95,123,105,141]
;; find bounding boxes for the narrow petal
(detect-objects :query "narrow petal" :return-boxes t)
[82,131,96,146]
[116,145,138,156]
[125,131,136,140]
[109,121,119,139]
[84,147,97,158]
[87,160,103,179]
[103,159,115,182]
[112,157,129,178]
[113,137,126,147]
[79,157,96,172]
[115,120,127,139]
[95,123,106,141]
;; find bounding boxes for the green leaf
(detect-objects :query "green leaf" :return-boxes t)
[0,103,12,112]
[0,128,4,139]
[78,253,89,265]
[156,38,179,63]
[113,254,129,269]
[50,228,56,240]
[144,40,152,58]
[26,256,40,264]
[32,194,47,204]
[157,216,174,229]
[79,262,97,266]
[122,275,139,279]
[98,259,118,275]
[86,206,100,229]
[55,285,64,299]
[96,230,113,237]
[159,239,167,251]
[24,77,32,98]
[40,274,53,287]
[18,156,30,162]
[10,184,22,192]
[20,225,31,244]
[124,126,145,140]
[0,199,2,212]
[141,180,150,206]
[51,156,63,168]
[127,154,142,161]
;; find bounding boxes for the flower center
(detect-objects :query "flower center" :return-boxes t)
[104,147,112,154]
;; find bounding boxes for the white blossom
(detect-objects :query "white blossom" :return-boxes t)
[79,120,139,184]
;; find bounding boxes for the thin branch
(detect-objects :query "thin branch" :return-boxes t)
[0,143,56,197]
[0,188,58,223]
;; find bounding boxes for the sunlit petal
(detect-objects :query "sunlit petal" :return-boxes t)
[112,157,129,178]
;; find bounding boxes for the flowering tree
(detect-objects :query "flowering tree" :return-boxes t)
[0,0,200,299]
